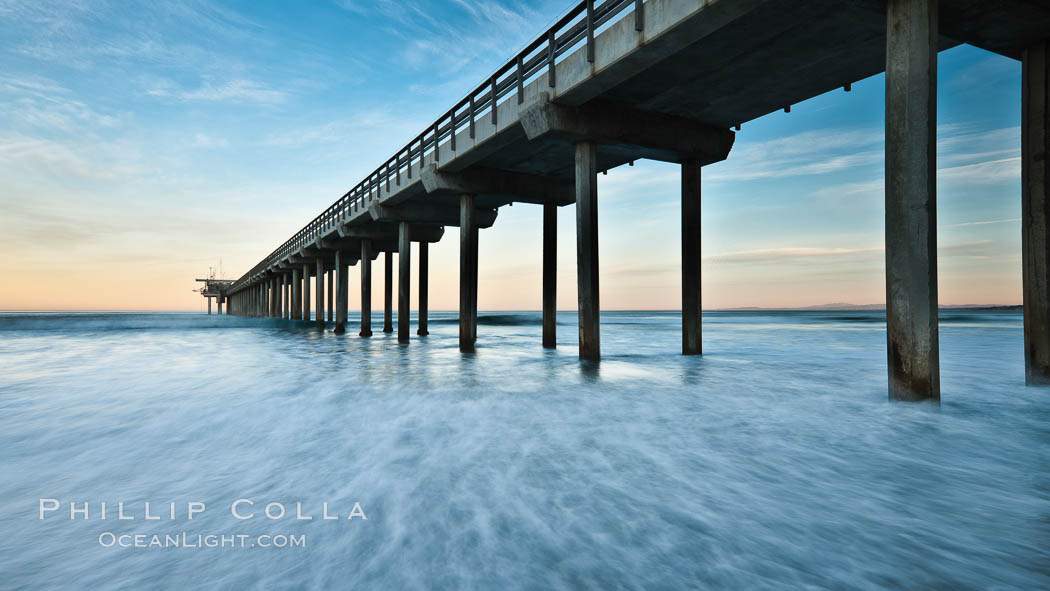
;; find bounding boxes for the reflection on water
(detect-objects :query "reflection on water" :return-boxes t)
[0,310,1047,589]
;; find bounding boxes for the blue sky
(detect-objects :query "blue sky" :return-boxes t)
[0,0,1024,310]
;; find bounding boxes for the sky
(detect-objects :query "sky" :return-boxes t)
[0,0,1025,311]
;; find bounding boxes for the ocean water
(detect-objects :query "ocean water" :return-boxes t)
[0,309,1046,589]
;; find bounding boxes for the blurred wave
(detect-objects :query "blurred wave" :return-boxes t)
[0,309,1045,589]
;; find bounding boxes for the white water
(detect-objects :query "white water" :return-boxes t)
[0,310,1046,589]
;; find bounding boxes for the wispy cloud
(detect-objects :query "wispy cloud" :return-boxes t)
[943,218,1020,228]
[147,78,287,104]
[708,241,1000,264]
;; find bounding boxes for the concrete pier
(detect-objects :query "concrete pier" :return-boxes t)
[302,263,311,322]
[575,141,600,361]
[398,222,412,343]
[417,242,429,336]
[207,297,212,315]
[682,160,702,355]
[383,252,393,333]
[335,251,347,334]
[360,239,373,337]
[291,268,302,320]
[216,0,1050,400]
[315,259,325,328]
[460,194,477,352]
[217,298,223,315]
[1023,39,1050,386]
[885,0,940,401]
[543,203,557,348]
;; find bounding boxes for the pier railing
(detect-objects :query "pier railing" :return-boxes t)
[229,0,642,292]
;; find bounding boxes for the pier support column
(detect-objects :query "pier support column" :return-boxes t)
[272,278,279,318]
[383,252,393,333]
[282,274,289,319]
[885,0,939,401]
[398,222,412,343]
[543,202,557,348]
[218,297,223,315]
[682,159,702,355]
[1023,40,1050,386]
[360,240,373,337]
[315,259,325,328]
[335,251,348,334]
[291,268,302,320]
[303,264,311,323]
[575,141,600,361]
[327,270,334,322]
[207,297,212,315]
[460,194,478,351]
[418,241,429,336]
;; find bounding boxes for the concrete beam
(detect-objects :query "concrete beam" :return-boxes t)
[339,222,445,243]
[421,164,574,206]
[369,202,498,229]
[1023,39,1050,386]
[885,0,940,401]
[520,94,735,166]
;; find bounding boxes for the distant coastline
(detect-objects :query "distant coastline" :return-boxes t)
[717,304,1023,311]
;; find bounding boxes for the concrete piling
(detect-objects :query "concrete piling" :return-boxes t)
[302,263,311,323]
[460,194,478,351]
[282,274,289,319]
[291,268,302,320]
[575,141,600,361]
[885,0,939,401]
[398,222,412,343]
[327,270,334,323]
[335,251,347,334]
[417,241,429,336]
[383,252,393,333]
[543,202,557,348]
[1023,39,1050,386]
[360,239,373,337]
[315,259,325,328]
[681,159,702,355]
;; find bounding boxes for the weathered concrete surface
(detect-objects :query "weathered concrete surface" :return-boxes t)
[315,259,325,328]
[302,264,311,322]
[291,268,302,321]
[1023,39,1050,386]
[885,0,939,402]
[681,160,701,355]
[398,222,412,343]
[460,194,477,352]
[383,252,393,333]
[575,141,600,361]
[543,202,557,349]
[335,251,347,334]
[417,242,429,336]
[360,239,373,337]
